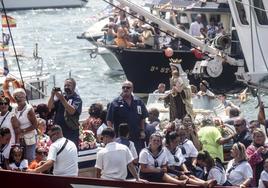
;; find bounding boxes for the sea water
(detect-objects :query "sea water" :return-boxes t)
[3,0,268,122]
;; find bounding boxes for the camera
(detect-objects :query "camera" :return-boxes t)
[53,87,61,92]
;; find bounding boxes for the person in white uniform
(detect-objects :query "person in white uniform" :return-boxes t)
[0,97,20,164]
[165,131,217,187]
[259,158,268,188]
[189,14,204,37]
[0,127,11,169]
[95,127,143,181]
[226,142,253,187]
[27,125,78,176]
[139,133,187,185]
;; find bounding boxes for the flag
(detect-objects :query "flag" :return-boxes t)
[2,15,16,27]
[3,55,9,76]
[0,43,9,52]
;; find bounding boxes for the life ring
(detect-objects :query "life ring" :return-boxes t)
[2,78,22,103]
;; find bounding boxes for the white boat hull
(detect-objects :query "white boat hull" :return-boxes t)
[0,0,87,10]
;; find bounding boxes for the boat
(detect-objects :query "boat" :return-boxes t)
[0,47,50,105]
[227,0,268,94]
[80,0,247,95]
[0,0,88,11]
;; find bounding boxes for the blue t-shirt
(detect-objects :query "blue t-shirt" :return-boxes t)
[54,92,82,145]
[106,95,148,141]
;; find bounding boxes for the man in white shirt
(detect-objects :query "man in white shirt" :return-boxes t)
[95,128,144,181]
[189,14,204,37]
[27,125,78,176]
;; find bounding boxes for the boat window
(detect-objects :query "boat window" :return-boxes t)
[235,0,249,25]
[177,13,189,29]
[253,0,268,25]
[209,15,221,24]
[26,81,45,100]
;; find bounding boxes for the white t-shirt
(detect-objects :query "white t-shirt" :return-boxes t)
[139,147,167,168]
[9,159,28,170]
[259,170,268,188]
[164,146,185,167]
[208,166,227,185]
[226,159,253,186]
[47,137,78,176]
[129,141,138,160]
[180,139,198,158]
[95,142,133,180]
[0,111,16,145]
[189,21,204,36]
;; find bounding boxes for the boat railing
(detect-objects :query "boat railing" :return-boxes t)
[6,71,49,100]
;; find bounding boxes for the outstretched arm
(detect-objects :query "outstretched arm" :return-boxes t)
[258,102,266,125]
[27,160,54,173]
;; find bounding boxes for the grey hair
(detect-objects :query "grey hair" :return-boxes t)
[12,88,26,97]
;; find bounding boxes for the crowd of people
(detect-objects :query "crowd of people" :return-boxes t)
[0,2,262,188]
[1,66,268,188]
[96,6,226,51]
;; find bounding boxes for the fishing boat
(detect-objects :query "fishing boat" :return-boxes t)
[0,0,88,11]
[227,0,268,94]
[80,0,247,95]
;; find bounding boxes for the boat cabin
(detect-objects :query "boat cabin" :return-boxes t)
[146,0,243,58]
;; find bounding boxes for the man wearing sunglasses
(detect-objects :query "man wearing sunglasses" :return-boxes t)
[107,80,148,154]
[232,117,252,148]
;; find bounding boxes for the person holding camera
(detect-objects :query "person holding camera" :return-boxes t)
[48,78,82,147]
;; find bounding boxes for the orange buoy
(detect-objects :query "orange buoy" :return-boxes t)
[2,78,22,103]
[164,47,173,58]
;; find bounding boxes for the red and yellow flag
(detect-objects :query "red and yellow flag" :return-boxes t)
[2,15,16,28]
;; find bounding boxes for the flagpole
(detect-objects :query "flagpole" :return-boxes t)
[0,0,29,103]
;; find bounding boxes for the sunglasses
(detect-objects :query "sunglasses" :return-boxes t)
[122,86,131,90]
[0,102,8,105]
